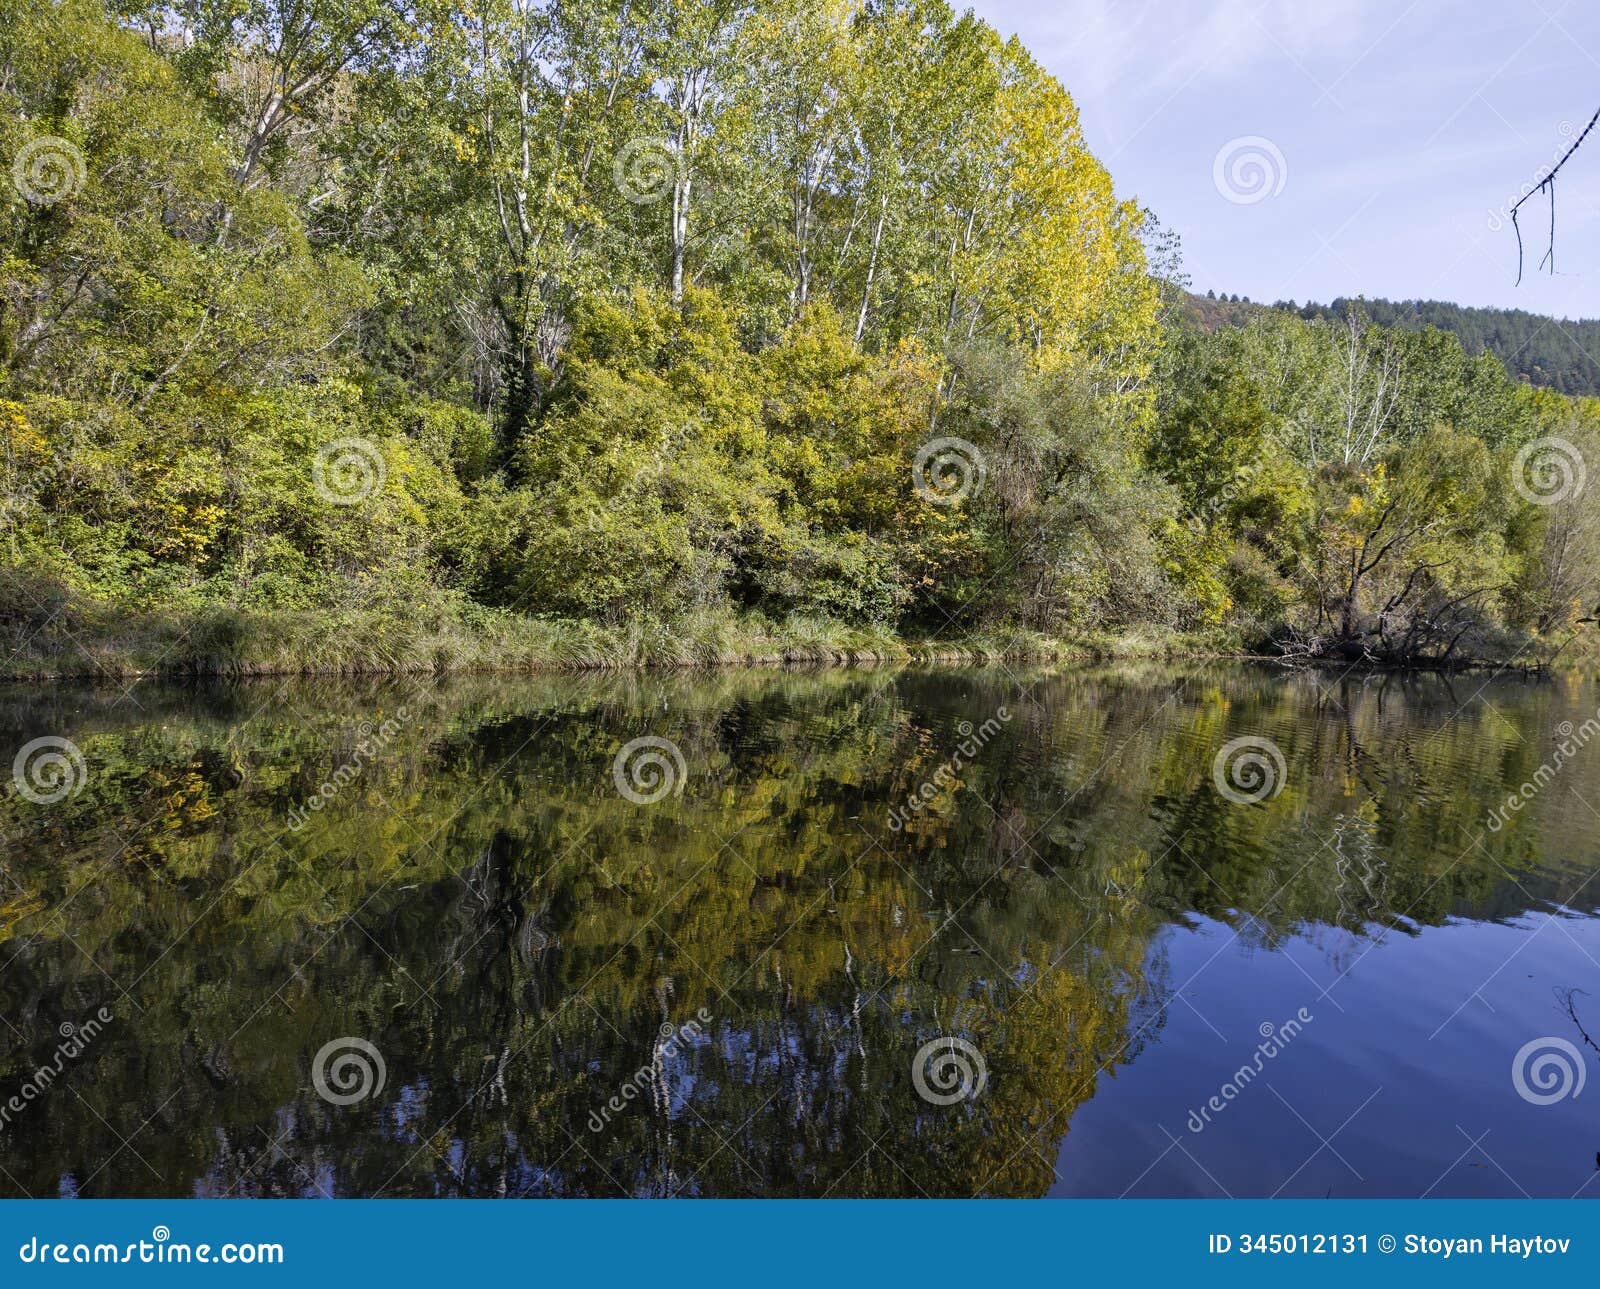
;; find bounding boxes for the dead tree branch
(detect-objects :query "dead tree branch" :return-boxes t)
[1512,107,1600,285]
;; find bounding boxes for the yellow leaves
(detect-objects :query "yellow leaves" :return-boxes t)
[1,402,50,461]
[139,767,218,836]
[0,892,47,944]
[121,449,227,562]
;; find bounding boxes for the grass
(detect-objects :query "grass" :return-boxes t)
[0,586,1244,681]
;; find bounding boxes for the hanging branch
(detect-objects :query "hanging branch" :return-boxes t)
[1512,106,1600,285]
[1557,988,1600,1058]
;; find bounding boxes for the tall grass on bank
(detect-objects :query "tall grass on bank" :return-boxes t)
[0,580,1240,680]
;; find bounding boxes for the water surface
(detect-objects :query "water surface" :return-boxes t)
[1,664,1597,1198]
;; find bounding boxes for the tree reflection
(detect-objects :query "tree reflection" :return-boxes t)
[0,664,1592,1196]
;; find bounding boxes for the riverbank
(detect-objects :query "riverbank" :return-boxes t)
[0,594,1246,681]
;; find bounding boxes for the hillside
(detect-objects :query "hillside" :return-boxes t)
[1183,291,1600,395]
[1289,298,1600,395]
[1179,290,1271,332]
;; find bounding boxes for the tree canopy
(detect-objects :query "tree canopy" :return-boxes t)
[1,0,1595,671]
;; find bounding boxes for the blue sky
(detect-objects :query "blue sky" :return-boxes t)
[966,0,1600,318]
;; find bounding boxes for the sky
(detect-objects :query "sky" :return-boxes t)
[965,0,1600,319]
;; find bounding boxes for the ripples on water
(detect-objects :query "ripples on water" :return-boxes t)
[1,664,1597,1198]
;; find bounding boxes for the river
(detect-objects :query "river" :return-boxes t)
[1,663,1596,1197]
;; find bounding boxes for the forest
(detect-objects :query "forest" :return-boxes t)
[1285,297,1600,397]
[2,0,1598,674]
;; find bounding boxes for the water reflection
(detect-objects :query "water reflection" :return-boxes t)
[0,664,1596,1197]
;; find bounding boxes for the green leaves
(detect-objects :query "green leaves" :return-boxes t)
[9,3,1587,671]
